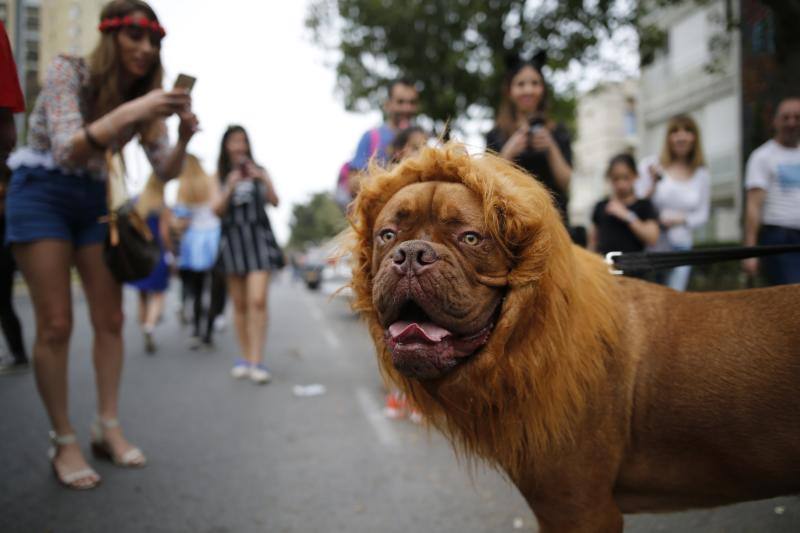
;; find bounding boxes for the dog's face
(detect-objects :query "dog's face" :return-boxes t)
[371,181,511,380]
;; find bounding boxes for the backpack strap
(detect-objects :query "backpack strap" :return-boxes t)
[368,128,381,156]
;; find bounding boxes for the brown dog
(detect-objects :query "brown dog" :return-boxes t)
[348,144,800,532]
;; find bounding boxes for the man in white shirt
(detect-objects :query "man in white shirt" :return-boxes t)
[743,97,800,285]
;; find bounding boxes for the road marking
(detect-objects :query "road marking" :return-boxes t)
[303,295,342,351]
[355,386,398,447]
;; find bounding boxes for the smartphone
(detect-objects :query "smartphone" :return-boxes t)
[173,73,196,94]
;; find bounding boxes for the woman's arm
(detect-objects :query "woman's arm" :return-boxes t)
[246,162,279,207]
[211,172,239,217]
[70,89,190,167]
[531,127,571,192]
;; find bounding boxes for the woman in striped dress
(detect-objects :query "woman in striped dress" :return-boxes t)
[212,125,281,384]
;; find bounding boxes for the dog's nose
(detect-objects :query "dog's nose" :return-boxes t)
[392,240,439,275]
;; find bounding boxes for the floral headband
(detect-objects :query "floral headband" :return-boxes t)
[98,15,166,38]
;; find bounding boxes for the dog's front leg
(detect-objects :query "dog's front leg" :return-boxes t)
[530,496,623,533]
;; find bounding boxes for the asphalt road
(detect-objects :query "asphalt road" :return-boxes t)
[0,273,797,532]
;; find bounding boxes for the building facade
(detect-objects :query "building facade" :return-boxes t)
[638,0,742,243]
[571,79,639,228]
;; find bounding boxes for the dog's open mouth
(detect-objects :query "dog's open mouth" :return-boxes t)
[384,300,494,380]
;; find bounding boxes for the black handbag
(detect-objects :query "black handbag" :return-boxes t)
[101,151,160,283]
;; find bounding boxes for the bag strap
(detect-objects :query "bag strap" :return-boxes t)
[368,128,380,155]
[101,149,153,245]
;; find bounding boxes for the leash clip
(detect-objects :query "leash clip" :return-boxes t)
[605,251,623,276]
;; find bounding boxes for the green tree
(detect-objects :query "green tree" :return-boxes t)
[288,192,348,249]
[306,0,642,132]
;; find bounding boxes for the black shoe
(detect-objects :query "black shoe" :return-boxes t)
[187,335,201,351]
[144,332,156,354]
[0,359,30,375]
[200,338,215,351]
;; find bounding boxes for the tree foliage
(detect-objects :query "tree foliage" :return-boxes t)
[306,0,642,130]
[287,192,348,249]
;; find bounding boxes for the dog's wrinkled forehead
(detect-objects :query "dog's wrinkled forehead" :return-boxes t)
[373,181,485,232]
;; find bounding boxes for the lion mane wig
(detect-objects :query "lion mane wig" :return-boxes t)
[348,143,621,481]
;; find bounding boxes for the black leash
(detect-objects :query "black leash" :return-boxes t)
[605,244,800,275]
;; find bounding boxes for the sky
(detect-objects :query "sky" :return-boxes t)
[124,0,380,245]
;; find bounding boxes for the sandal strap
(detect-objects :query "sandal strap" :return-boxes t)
[60,467,99,485]
[49,431,77,446]
[97,417,120,429]
[119,447,145,465]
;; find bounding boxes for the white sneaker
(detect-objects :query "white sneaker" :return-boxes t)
[230,360,250,379]
[249,364,272,385]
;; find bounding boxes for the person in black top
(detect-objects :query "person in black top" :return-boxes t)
[486,52,572,224]
[589,153,659,263]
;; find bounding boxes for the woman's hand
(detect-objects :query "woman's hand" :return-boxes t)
[130,89,191,122]
[530,127,555,153]
[500,126,529,160]
[660,211,686,227]
[178,110,199,143]
[225,168,244,190]
[605,199,631,221]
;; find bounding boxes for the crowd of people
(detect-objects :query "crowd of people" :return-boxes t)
[0,0,798,494]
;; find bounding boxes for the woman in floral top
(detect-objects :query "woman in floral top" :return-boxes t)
[5,0,198,490]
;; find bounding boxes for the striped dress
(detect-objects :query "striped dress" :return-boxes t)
[218,178,283,274]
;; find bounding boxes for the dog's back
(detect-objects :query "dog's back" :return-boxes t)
[615,281,800,512]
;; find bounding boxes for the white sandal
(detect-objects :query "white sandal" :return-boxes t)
[49,431,101,490]
[90,418,147,468]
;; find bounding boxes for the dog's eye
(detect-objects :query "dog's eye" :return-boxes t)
[461,232,482,246]
[379,229,396,243]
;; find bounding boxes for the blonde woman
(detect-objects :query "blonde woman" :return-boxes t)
[175,155,224,349]
[636,114,711,291]
[129,174,170,353]
[4,0,198,489]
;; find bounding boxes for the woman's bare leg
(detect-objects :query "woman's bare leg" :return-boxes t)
[245,271,269,364]
[13,240,98,487]
[144,291,165,329]
[227,275,250,360]
[74,243,140,462]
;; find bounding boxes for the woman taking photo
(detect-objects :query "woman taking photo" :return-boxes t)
[486,53,573,224]
[636,114,711,291]
[212,125,281,385]
[5,0,198,489]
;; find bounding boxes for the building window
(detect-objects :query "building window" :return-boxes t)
[623,97,637,137]
[25,39,38,63]
[25,5,39,31]
[0,3,7,26]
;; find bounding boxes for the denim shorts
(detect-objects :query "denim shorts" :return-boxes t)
[5,166,108,247]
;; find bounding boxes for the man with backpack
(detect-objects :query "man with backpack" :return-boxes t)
[337,79,419,207]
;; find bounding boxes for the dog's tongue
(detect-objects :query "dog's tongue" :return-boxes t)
[389,321,452,343]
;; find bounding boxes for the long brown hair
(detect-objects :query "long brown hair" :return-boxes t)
[216,125,254,184]
[86,0,164,142]
[494,58,550,138]
[659,114,706,171]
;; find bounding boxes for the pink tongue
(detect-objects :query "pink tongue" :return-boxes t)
[389,321,452,343]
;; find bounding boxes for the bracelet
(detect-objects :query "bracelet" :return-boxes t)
[625,211,639,224]
[83,126,107,151]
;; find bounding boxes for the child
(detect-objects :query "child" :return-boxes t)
[589,154,659,267]
[388,126,429,164]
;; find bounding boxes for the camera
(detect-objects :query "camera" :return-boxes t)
[528,116,545,134]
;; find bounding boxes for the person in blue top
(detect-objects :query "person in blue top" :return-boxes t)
[347,79,419,196]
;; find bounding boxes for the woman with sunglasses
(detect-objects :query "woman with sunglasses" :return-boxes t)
[5,0,198,489]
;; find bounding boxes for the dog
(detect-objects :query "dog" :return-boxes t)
[347,144,800,532]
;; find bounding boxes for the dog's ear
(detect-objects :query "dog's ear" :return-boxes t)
[503,50,522,72]
[532,50,547,70]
